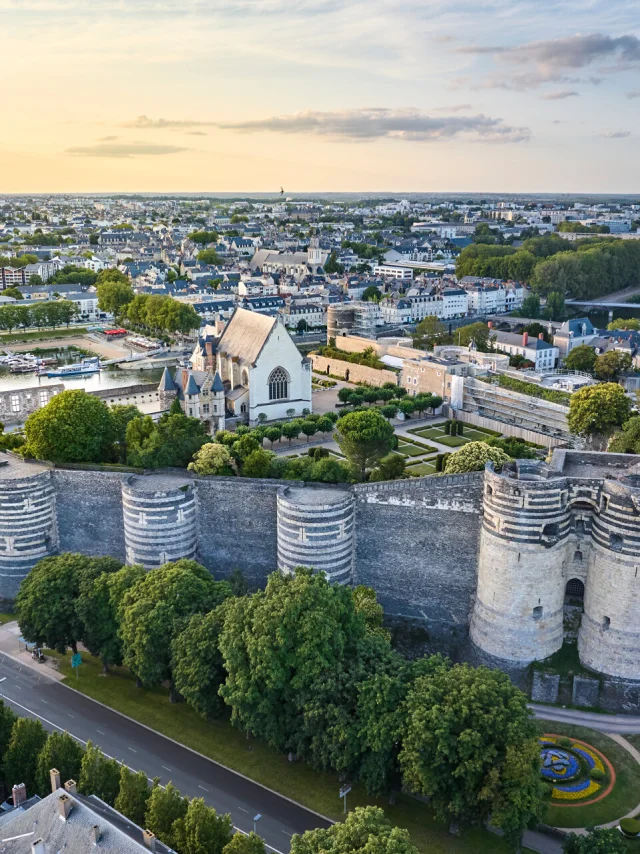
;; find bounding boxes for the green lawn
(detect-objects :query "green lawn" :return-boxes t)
[0,327,88,344]
[406,462,437,477]
[434,435,468,448]
[0,612,16,626]
[46,649,529,854]
[536,720,640,828]
[397,442,430,457]
[628,736,640,753]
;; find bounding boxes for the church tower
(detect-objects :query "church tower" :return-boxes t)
[308,234,322,271]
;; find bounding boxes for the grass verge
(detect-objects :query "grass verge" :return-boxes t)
[0,612,16,626]
[535,720,640,828]
[47,648,530,854]
[0,327,88,344]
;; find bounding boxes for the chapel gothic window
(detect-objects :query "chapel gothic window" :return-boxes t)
[269,367,289,400]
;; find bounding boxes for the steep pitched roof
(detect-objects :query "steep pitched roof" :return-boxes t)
[211,371,225,392]
[217,307,276,366]
[158,366,177,391]
[185,373,201,395]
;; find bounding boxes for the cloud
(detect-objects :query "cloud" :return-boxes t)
[65,141,190,158]
[459,32,640,89]
[186,131,208,136]
[600,130,632,138]
[540,89,579,100]
[627,90,640,99]
[98,135,119,141]
[216,107,530,143]
[122,115,215,129]
[433,103,473,112]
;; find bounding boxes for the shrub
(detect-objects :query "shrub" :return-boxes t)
[457,422,463,436]
[444,420,451,435]
[558,737,572,748]
[590,767,606,781]
[620,818,640,837]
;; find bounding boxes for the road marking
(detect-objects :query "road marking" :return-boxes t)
[162,765,172,772]
[97,730,105,735]
[41,699,48,705]
[281,831,292,837]
[68,713,74,719]
[238,807,249,813]
[198,785,208,792]
[128,747,137,753]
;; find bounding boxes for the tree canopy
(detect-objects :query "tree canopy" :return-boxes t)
[334,409,394,480]
[24,390,114,463]
[291,806,419,854]
[444,441,510,474]
[567,383,632,449]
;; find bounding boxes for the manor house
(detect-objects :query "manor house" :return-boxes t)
[158,306,312,429]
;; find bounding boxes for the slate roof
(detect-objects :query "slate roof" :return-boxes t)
[158,367,177,391]
[212,371,225,392]
[216,307,276,365]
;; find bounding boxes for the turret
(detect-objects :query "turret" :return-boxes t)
[158,367,178,411]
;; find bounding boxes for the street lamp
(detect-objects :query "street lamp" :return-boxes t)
[253,814,262,835]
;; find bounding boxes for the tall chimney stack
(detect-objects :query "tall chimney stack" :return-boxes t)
[57,793,73,821]
[143,830,157,851]
[522,331,529,347]
[64,780,77,795]
[538,332,544,340]
[92,825,102,845]
[487,321,493,329]
[50,768,61,793]
[31,840,46,854]
[12,783,27,807]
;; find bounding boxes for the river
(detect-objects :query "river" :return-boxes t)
[0,365,165,393]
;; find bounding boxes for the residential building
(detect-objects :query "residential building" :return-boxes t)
[492,330,559,371]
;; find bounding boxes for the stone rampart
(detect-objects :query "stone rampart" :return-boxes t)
[311,355,398,386]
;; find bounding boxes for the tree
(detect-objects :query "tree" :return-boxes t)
[96,276,134,316]
[568,383,632,449]
[323,251,344,274]
[609,416,640,453]
[334,409,394,481]
[78,740,121,805]
[172,797,233,854]
[28,273,44,287]
[115,766,152,826]
[316,416,334,437]
[362,286,382,302]
[398,398,415,418]
[24,390,114,463]
[593,350,633,381]
[36,731,83,796]
[197,248,223,265]
[242,449,274,478]
[145,782,188,848]
[564,345,597,373]
[296,319,308,333]
[76,563,144,671]
[520,293,541,318]
[337,387,353,404]
[223,832,266,854]
[543,291,565,320]
[444,441,510,474]
[2,287,24,300]
[109,404,142,464]
[188,443,236,476]
[126,411,208,469]
[455,322,493,351]
[0,700,16,773]
[607,317,640,331]
[3,717,48,795]
[17,554,121,654]
[281,421,301,445]
[172,606,231,718]
[120,560,232,693]
[300,419,318,441]
[264,426,283,447]
[219,568,368,754]
[291,806,418,854]
[399,664,544,838]
[563,828,626,854]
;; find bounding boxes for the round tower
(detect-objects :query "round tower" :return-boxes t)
[277,485,354,583]
[579,473,640,679]
[122,474,198,569]
[0,456,58,599]
[470,461,571,662]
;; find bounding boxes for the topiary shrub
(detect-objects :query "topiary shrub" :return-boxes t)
[620,818,640,837]
[590,767,606,781]
[450,420,457,436]
[444,420,451,435]
[457,422,463,436]
[558,737,572,747]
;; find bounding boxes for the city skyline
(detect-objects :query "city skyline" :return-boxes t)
[2,0,640,193]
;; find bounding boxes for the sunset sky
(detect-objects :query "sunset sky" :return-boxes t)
[2,0,639,193]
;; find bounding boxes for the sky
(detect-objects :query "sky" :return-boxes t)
[1,0,639,193]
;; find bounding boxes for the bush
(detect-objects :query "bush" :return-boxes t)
[558,737,571,747]
[590,767,606,781]
[620,818,640,837]
[443,420,451,435]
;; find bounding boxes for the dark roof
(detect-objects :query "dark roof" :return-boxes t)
[211,372,225,392]
[158,367,177,392]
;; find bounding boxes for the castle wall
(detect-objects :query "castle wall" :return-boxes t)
[353,474,484,644]
[52,469,126,562]
[310,355,398,387]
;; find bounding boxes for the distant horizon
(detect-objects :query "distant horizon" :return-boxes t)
[2,191,640,201]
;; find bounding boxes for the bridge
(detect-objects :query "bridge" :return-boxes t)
[565,299,640,320]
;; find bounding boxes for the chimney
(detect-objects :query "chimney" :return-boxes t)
[50,768,61,793]
[487,321,493,329]
[64,779,77,795]
[31,841,46,854]
[92,825,102,845]
[538,332,544,340]
[57,793,73,821]
[12,783,27,807]
[143,830,157,851]
[522,331,529,347]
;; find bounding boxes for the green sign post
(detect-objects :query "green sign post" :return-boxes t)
[71,652,82,677]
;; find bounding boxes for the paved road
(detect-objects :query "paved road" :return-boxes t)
[531,703,640,734]
[0,653,330,852]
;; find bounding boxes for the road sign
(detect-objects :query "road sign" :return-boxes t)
[339,785,351,798]
[71,653,82,668]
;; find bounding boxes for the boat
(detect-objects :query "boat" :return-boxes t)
[46,357,101,378]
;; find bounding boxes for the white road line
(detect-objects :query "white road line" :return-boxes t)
[68,713,74,718]
[238,807,249,813]
[162,766,172,772]
[198,785,208,792]
[281,831,292,837]
[41,699,48,704]
[97,729,105,735]
[128,747,137,753]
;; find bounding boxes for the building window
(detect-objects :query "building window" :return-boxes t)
[11,394,20,413]
[602,616,611,631]
[268,367,289,401]
[533,606,543,621]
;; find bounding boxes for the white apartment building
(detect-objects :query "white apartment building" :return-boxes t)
[492,330,559,371]
[372,264,414,280]
[464,283,525,314]
[381,298,412,325]
[406,287,469,322]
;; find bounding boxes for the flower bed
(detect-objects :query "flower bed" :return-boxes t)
[539,735,613,805]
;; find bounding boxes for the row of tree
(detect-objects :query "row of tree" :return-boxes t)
[0,705,262,854]
[16,556,544,845]
[0,300,79,332]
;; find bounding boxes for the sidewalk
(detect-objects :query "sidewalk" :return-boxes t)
[0,621,63,681]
